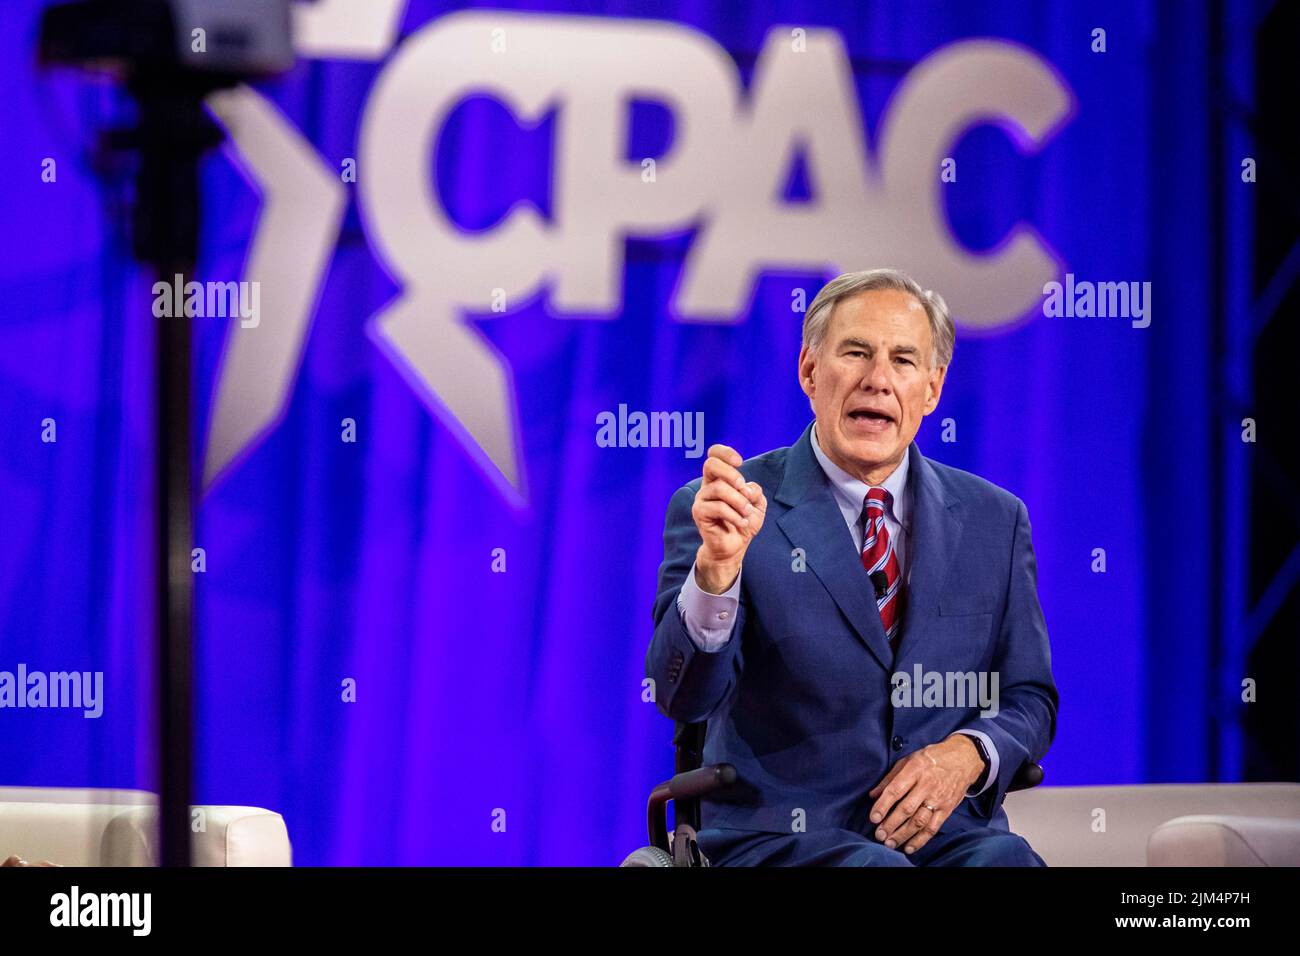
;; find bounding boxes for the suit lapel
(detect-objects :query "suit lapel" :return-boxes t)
[894,443,963,660]
[775,424,894,672]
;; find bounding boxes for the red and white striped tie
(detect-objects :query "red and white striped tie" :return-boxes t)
[861,487,902,651]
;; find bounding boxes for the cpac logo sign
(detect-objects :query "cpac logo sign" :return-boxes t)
[205,3,1073,503]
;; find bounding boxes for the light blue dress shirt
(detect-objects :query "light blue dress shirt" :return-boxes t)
[675,421,999,796]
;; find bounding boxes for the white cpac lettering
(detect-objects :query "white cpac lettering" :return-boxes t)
[210,11,1074,503]
[358,14,1072,499]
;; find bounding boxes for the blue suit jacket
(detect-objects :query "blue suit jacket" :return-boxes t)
[647,422,1059,835]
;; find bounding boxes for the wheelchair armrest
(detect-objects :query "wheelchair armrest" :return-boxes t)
[1007,762,1043,792]
[668,763,737,799]
[646,764,736,850]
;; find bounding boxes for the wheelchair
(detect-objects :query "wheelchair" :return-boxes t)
[621,720,1044,866]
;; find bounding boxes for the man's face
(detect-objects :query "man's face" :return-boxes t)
[798,288,946,484]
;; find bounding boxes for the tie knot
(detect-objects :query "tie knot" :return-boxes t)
[863,487,890,515]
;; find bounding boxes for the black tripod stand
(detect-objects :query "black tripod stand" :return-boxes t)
[112,75,225,867]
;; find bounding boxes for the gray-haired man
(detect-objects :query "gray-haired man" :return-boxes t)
[646,268,1057,866]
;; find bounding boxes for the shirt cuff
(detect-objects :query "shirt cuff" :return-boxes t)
[954,729,999,797]
[676,559,741,652]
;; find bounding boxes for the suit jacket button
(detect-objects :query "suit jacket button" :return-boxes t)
[891,735,904,751]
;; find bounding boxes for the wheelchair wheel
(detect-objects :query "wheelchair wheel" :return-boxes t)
[619,846,675,867]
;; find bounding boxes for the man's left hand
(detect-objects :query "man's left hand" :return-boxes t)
[866,734,986,855]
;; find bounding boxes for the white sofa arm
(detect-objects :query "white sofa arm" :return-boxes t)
[1148,814,1300,867]
[104,805,293,867]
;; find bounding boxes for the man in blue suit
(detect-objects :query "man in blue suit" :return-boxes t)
[647,268,1058,866]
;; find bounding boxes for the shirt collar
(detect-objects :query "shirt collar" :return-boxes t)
[810,421,911,529]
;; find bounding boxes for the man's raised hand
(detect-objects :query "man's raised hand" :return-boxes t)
[691,444,767,594]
